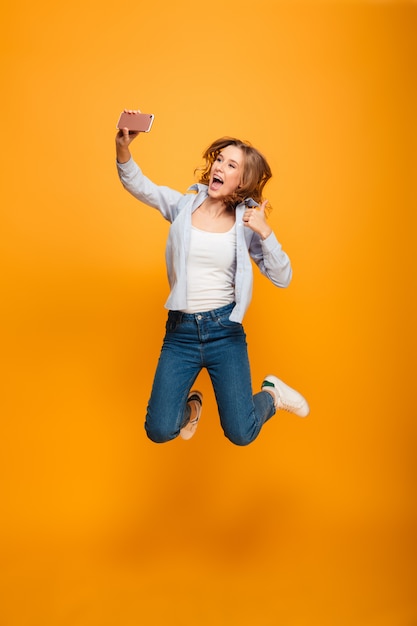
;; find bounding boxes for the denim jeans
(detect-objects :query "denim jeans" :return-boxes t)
[145,302,275,446]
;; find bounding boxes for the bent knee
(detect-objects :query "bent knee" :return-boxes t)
[145,420,178,444]
[224,431,256,447]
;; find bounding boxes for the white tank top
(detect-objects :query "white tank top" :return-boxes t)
[183,224,236,313]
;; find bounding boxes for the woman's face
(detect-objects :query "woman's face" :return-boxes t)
[208,145,244,200]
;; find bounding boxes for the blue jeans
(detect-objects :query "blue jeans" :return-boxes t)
[145,302,275,446]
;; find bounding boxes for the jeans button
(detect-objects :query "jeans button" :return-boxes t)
[197,315,202,320]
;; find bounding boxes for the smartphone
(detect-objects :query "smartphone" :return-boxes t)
[116,112,155,133]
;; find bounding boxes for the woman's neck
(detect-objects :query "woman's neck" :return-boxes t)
[192,197,235,233]
[199,196,229,218]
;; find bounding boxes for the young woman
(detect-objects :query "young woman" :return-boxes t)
[116,111,309,446]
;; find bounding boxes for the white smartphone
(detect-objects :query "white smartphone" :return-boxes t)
[116,111,155,133]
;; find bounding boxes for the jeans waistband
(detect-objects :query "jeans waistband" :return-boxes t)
[169,302,235,322]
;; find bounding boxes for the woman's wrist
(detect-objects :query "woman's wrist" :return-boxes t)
[116,147,131,164]
[260,227,272,240]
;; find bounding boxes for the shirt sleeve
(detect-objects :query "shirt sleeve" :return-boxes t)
[116,157,184,223]
[249,231,293,287]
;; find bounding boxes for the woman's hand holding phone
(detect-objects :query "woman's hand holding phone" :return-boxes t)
[115,110,144,163]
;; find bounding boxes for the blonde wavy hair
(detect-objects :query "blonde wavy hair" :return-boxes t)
[195,137,272,212]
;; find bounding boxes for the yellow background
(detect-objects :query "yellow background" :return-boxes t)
[1,1,416,624]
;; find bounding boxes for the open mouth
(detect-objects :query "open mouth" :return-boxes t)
[211,175,224,190]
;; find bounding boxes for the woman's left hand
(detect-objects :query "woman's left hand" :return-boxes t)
[242,200,272,240]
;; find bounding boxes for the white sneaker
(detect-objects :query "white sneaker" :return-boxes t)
[180,390,203,440]
[261,375,309,417]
